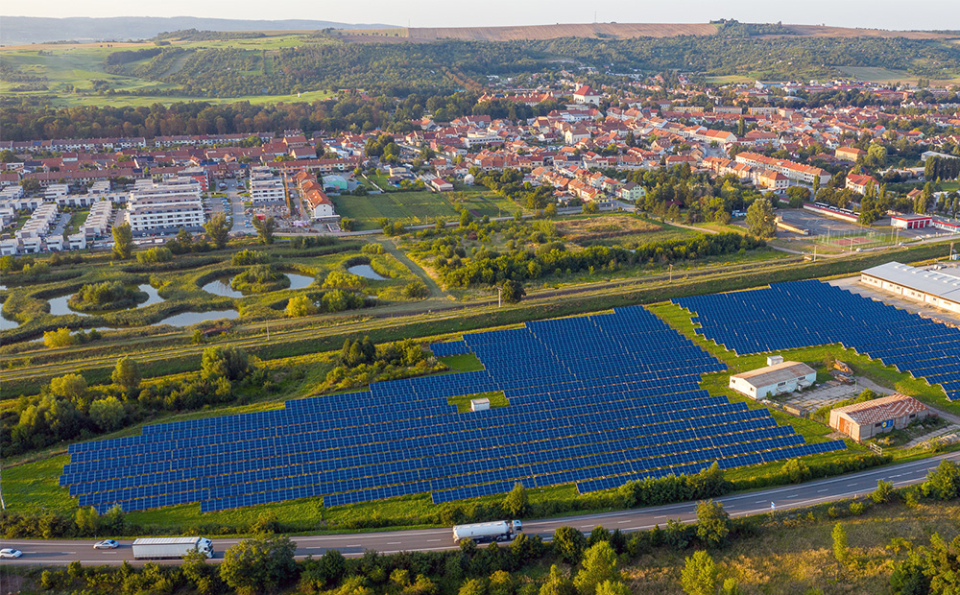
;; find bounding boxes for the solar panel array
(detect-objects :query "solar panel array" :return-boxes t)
[60,305,843,513]
[674,280,960,401]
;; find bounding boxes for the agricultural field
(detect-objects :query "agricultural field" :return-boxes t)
[0,33,337,107]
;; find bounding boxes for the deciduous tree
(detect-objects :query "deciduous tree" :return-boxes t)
[745,197,776,238]
[219,535,297,595]
[112,222,133,260]
[204,213,230,249]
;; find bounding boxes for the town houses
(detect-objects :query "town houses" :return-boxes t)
[2,73,960,255]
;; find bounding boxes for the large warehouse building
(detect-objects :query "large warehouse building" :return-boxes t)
[829,394,931,442]
[729,360,816,399]
[860,262,960,314]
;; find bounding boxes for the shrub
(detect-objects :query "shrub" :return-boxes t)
[136,247,174,265]
[402,281,430,299]
[231,264,289,294]
[232,249,270,266]
[43,327,78,348]
[286,295,317,317]
[69,281,144,312]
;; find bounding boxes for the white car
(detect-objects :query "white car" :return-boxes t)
[0,548,22,559]
[94,539,119,550]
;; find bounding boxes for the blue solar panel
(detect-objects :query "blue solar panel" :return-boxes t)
[674,280,960,401]
[61,302,843,514]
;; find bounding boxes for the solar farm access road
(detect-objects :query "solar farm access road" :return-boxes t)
[2,450,956,567]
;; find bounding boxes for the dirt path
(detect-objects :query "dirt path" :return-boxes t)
[379,240,447,300]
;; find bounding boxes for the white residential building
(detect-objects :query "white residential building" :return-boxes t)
[125,178,204,233]
[43,184,69,200]
[83,200,113,238]
[249,178,286,204]
[16,202,58,241]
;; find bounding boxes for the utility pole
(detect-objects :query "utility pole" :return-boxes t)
[497,287,502,308]
[669,263,673,283]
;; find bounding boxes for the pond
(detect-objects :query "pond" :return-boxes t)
[48,295,91,317]
[136,284,165,308]
[287,273,316,290]
[201,273,315,298]
[158,310,239,327]
[347,264,386,280]
[0,313,20,331]
[201,278,245,299]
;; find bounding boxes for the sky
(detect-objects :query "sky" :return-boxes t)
[3,0,959,31]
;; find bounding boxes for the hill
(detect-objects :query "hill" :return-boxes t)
[0,16,399,46]
[338,21,957,42]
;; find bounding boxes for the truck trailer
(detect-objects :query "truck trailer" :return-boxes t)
[452,520,522,544]
[132,537,214,559]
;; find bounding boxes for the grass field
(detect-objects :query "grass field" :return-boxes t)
[331,189,520,229]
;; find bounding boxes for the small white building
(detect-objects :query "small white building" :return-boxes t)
[729,361,816,399]
[470,398,490,412]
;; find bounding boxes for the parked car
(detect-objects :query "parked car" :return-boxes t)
[0,548,22,559]
[94,539,119,550]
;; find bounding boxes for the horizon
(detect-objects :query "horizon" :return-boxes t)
[2,0,959,32]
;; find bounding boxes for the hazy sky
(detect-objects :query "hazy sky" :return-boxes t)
[4,0,959,30]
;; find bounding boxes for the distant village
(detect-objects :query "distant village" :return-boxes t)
[2,72,960,256]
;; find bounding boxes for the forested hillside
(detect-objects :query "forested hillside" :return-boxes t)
[3,29,960,104]
[105,35,960,97]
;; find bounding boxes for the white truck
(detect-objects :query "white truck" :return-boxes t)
[452,520,522,544]
[132,537,214,559]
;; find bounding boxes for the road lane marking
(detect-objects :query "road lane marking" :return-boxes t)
[617,520,630,524]
[817,489,828,493]
[787,494,798,498]
[427,539,441,543]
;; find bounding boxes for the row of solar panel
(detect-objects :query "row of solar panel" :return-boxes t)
[67,380,717,466]
[83,427,812,512]
[64,400,766,491]
[676,281,960,401]
[64,303,806,513]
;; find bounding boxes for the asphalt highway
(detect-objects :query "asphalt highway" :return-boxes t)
[3,449,957,567]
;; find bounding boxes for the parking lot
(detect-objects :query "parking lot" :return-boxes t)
[775,209,865,237]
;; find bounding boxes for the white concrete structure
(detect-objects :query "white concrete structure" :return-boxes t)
[89,180,112,194]
[470,398,491,412]
[43,184,69,200]
[729,361,816,399]
[54,194,98,208]
[16,202,58,241]
[861,261,960,314]
[126,178,204,233]
[249,178,285,204]
[83,200,113,238]
[463,131,504,148]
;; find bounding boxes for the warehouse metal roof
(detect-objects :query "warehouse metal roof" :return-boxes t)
[861,262,960,303]
[833,394,928,426]
[731,361,816,387]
